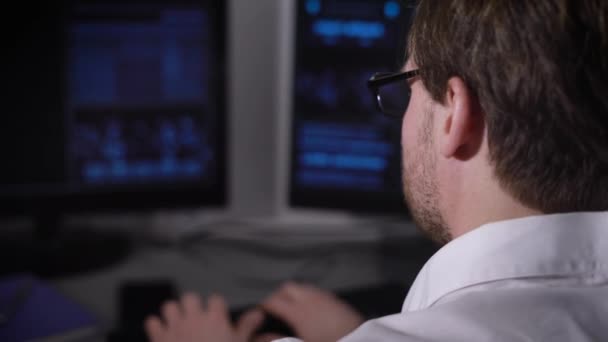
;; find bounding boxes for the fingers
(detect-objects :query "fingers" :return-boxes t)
[278,281,327,301]
[146,292,218,331]
[161,301,182,328]
[260,282,305,326]
[181,292,203,316]
[235,308,265,340]
[159,292,226,318]
[277,281,308,301]
[144,316,166,342]
[144,292,241,342]
[207,293,229,319]
[261,293,295,323]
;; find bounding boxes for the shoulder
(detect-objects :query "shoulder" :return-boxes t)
[339,286,608,342]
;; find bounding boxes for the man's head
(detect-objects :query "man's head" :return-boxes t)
[400,0,608,243]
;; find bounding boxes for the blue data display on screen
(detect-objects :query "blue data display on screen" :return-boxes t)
[295,122,395,190]
[291,0,412,198]
[66,4,218,187]
[72,114,212,185]
[312,19,385,41]
[69,9,209,105]
[299,0,403,49]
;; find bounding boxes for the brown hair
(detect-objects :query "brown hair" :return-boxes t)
[407,0,608,212]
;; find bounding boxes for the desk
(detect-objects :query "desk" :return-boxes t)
[50,222,436,340]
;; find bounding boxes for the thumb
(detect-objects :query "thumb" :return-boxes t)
[236,308,265,341]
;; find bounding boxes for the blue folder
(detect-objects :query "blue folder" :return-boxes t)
[0,273,101,342]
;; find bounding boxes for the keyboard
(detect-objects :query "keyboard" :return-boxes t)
[108,281,412,341]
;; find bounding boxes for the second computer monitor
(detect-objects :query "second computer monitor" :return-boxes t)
[289,0,413,214]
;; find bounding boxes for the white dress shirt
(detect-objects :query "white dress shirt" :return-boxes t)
[277,211,608,342]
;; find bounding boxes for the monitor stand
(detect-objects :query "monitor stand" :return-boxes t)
[0,214,133,279]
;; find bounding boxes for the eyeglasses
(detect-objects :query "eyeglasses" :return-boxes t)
[367,69,420,117]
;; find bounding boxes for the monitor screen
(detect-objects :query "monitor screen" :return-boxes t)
[288,0,413,214]
[0,0,227,216]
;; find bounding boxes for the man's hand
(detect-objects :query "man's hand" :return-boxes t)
[257,282,365,342]
[144,292,264,342]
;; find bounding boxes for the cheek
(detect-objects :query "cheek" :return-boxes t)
[401,106,418,152]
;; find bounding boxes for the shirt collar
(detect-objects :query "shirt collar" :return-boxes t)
[402,211,608,312]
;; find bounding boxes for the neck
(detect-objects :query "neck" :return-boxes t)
[440,161,542,240]
[453,195,540,240]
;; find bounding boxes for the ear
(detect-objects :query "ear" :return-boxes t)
[439,77,482,159]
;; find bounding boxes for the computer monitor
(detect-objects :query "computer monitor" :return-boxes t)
[0,0,227,276]
[288,0,413,215]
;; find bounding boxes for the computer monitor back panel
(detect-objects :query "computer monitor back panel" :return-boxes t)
[1,0,227,216]
[288,0,413,215]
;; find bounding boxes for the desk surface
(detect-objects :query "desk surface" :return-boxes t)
[50,223,436,339]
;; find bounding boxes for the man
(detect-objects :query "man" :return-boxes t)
[144,0,608,341]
